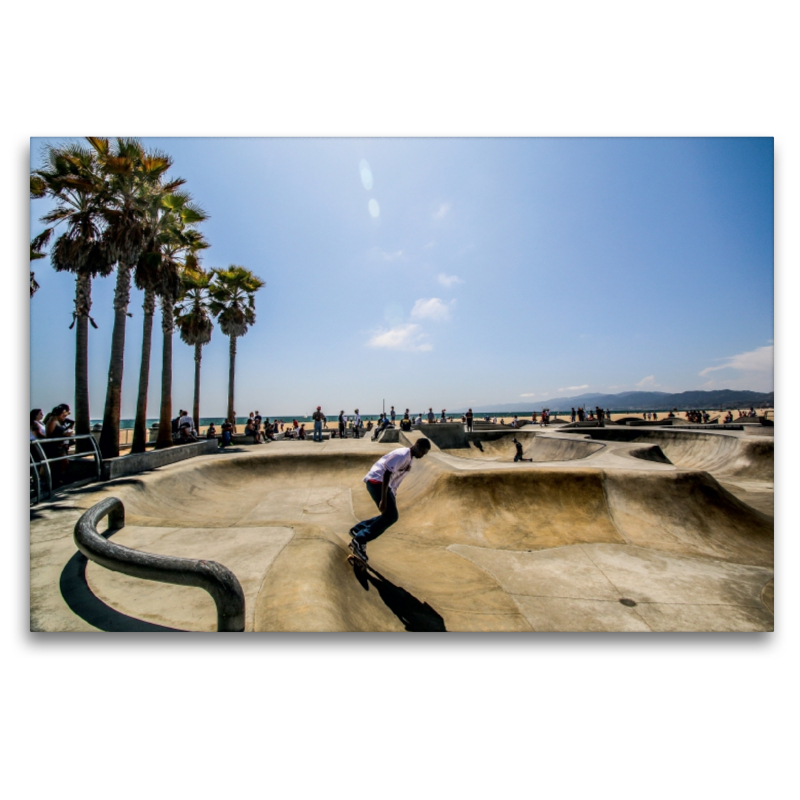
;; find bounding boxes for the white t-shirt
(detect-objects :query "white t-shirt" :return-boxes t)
[179,414,195,431]
[364,447,413,495]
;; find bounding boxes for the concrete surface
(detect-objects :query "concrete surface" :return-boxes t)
[102,439,218,479]
[29,424,774,632]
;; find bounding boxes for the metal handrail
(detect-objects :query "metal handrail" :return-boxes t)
[30,433,103,505]
[74,497,245,632]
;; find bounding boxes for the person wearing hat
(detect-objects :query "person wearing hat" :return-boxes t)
[312,406,326,442]
[512,437,533,462]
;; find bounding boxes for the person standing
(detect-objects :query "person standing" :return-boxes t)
[312,406,326,442]
[338,410,346,439]
[390,406,396,424]
[427,407,435,424]
[465,408,474,432]
[348,438,432,563]
[441,409,447,422]
[353,409,362,439]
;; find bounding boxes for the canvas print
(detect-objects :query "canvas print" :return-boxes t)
[29,137,774,632]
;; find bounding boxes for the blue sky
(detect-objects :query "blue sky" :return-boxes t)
[30,137,774,418]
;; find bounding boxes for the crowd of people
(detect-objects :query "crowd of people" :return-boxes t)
[31,401,773,484]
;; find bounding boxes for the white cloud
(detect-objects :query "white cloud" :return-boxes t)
[636,375,660,389]
[520,392,536,397]
[410,297,455,322]
[424,241,436,249]
[699,344,774,376]
[367,324,432,352]
[368,247,403,262]
[558,384,589,392]
[437,273,463,288]
[432,202,451,220]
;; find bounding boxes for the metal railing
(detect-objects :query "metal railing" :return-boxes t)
[30,434,103,505]
[74,497,245,632]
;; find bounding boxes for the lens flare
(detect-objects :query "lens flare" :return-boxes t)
[359,159,373,190]
[369,199,380,217]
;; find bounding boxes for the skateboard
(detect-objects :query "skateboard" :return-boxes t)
[347,553,368,571]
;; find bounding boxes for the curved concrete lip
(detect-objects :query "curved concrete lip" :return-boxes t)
[30,427,773,633]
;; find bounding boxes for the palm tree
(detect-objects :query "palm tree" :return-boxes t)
[209,266,265,425]
[153,212,208,449]
[130,191,207,452]
[176,269,214,431]
[92,137,185,458]
[130,247,161,453]
[30,241,44,297]
[30,143,113,442]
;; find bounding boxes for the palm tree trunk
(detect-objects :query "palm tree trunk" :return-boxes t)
[74,272,92,451]
[193,341,202,433]
[131,288,155,453]
[155,296,174,449]
[99,261,132,458]
[227,335,237,427]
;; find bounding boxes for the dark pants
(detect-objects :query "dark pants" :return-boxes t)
[351,481,399,544]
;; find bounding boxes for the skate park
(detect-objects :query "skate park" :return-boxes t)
[29,418,774,633]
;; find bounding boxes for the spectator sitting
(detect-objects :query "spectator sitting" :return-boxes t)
[298,423,307,440]
[179,423,198,443]
[206,422,217,439]
[372,415,394,441]
[220,420,233,448]
[178,409,198,441]
[244,417,263,443]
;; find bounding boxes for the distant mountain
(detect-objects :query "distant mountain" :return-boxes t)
[452,389,774,414]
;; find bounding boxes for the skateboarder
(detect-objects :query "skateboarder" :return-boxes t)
[513,438,532,462]
[348,438,432,563]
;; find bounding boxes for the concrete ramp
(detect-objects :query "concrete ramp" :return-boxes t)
[33,435,773,633]
[444,431,604,463]
[567,428,774,481]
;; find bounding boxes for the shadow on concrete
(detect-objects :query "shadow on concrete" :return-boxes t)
[59,531,181,633]
[354,563,447,632]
